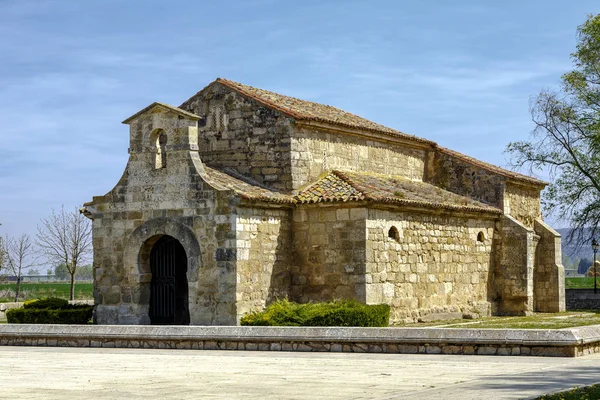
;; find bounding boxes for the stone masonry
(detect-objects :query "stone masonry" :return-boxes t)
[83,78,565,326]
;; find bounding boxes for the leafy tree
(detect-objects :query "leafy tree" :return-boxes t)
[506,14,600,244]
[54,263,69,281]
[579,257,593,275]
[76,264,93,281]
[27,268,40,276]
[36,206,92,300]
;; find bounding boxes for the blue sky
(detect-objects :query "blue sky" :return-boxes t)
[1,0,599,239]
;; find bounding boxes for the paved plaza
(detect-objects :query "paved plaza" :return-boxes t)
[2,346,600,399]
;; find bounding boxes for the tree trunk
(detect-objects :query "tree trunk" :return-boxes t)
[14,276,20,303]
[70,272,75,301]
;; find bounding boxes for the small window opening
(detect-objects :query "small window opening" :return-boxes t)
[151,129,167,169]
[388,226,400,242]
[158,132,167,169]
[477,231,485,243]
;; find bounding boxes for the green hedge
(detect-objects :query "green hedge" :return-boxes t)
[7,297,93,324]
[241,299,390,327]
[23,297,69,310]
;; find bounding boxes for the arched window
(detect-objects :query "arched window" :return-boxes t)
[158,132,167,169]
[151,129,167,169]
[388,226,400,242]
[477,231,485,243]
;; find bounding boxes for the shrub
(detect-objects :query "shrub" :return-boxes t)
[8,297,93,324]
[23,297,69,310]
[6,306,93,324]
[241,299,390,327]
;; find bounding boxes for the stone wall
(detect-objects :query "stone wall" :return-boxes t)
[179,83,296,192]
[291,127,427,190]
[291,206,367,303]
[366,209,495,324]
[3,324,595,358]
[426,150,506,209]
[235,207,293,320]
[534,219,566,312]
[505,183,542,229]
[90,106,239,325]
[565,289,600,310]
[496,216,536,315]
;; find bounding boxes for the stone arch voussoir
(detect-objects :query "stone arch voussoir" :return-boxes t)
[123,218,201,324]
[124,217,201,284]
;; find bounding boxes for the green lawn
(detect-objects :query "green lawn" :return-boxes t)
[0,282,93,302]
[534,383,600,399]
[565,277,599,289]
[397,311,600,329]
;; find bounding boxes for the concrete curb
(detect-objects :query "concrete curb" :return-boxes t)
[2,324,600,357]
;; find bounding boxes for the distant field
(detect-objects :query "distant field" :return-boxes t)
[0,283,93,302]
[565,277,600,289]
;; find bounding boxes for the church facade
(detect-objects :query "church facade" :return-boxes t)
[82,78,565,325]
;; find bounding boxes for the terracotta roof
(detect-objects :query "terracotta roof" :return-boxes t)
[213,78,435,145]
[122,102,200,124]
[203,167,293,204]
[296,170,502,214]
[295,173,366,203]
[203,167,500,213]
[438,147,547,187]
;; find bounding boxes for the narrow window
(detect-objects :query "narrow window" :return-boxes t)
[477,231,485,243]
[151,129,167,169]
[158,132,167,168]
[388,226,400,242]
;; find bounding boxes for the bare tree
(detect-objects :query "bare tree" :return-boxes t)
[0,223,4,271]
[3,234,36,302]
[36,207,92,300]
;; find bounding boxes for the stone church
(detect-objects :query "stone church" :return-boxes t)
[82,78,565,325]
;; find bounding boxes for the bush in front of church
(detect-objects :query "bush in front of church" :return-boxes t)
[7,297,93,324]
[240,299,390,327]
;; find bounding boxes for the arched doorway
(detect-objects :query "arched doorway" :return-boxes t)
[149,235,190,325]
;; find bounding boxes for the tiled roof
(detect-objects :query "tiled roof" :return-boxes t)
[295,173,365,203]
[203,167,293,204]
[214,78,435,145]
[295,170,502,214]
[438,147,547,186]
[214,79,542,186]
[204,167,500,213]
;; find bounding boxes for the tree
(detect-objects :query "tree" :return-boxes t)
[578,257,593,275]
[0,223,4,272]
[506,14,600,244]
[0,238,4,273]
[76,264,93,281]
[3,234,36,301]
[36,206,92,300]
[54,263,69,281]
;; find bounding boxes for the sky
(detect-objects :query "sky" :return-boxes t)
[1,0,599,240]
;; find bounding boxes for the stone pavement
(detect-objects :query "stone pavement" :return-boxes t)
[2,347,600,399]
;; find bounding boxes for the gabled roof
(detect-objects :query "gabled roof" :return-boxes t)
[204,166,293,204]
[438,147,547,187]
[122,102,200,124]
[203,167,500,213]
[295,170,502,214]
[213,78,435,145]
[179,78,545,188]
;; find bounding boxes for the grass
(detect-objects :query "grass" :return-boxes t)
[0,283,93,302]
[534,383,600,399]
[396,311,600,329]
[565,277,599,289]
